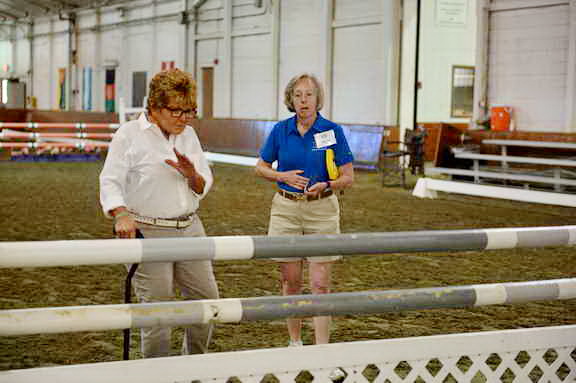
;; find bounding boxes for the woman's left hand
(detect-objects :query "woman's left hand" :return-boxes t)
[166,148,205,193]
[165,148,197,178]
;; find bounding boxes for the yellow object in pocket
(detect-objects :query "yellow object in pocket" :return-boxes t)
[325,148,339,180]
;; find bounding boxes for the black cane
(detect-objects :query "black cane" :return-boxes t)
[115,228,143,360]
[123,262,139,360]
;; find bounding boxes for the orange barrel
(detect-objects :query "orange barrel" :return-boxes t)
[490,106,512,131]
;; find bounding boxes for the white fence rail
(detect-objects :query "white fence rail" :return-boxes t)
[1,325,575,383]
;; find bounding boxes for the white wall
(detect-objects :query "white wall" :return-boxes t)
[277,0,324,120]
[417,0,477,124]
[232,33,274,119]
[3,0,470,132]
[8,0,402,126]
[472,0,576,133]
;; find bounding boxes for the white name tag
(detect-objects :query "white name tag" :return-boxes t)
[314,130,337,148]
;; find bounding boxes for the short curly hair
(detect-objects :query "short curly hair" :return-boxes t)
[284,73,324,113]
[146,68,197,112]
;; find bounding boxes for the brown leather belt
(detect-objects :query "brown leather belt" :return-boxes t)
[278,189,333,202]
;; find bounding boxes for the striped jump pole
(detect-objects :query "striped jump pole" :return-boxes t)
[0,129,114,139]
[1,278,574,336]
[0,122,120,130]
[1,225,575,268]
[0,142,110,149]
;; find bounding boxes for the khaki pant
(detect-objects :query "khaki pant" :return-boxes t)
[268,192,341,262]
[131,215,219,358]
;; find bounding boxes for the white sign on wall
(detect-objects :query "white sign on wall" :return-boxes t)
[435,0,468,26]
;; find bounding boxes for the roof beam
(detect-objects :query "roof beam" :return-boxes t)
[45,0,78,9]
[0,0,30,15]
[0,9,23,19]
[19,0,52,13]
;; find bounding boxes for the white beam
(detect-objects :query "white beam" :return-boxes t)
[413,178,576,207]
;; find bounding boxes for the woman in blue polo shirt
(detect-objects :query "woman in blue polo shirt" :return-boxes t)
[255,73,354,349]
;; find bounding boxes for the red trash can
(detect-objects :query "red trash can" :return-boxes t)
[490,106,512,131]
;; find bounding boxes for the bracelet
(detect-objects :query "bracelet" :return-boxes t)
[114,211,130,220]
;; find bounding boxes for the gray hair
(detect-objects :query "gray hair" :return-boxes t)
[283,73,324,113]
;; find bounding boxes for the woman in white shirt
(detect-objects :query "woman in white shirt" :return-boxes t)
[99,68,219,358]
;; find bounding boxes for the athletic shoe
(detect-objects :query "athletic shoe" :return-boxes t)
[328,367,346,383]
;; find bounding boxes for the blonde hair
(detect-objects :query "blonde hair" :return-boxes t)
[146,68,197,112]
[284,73,324,113]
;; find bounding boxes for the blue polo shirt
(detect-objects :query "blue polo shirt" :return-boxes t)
[260,113,354,193]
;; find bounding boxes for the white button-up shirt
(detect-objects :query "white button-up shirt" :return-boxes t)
[99,113,213,219]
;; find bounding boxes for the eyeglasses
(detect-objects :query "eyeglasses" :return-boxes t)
[164,107,197,119]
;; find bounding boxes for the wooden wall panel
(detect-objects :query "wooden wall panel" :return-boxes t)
[194,119,391,168]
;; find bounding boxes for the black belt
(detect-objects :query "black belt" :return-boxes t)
[278,189,333,202]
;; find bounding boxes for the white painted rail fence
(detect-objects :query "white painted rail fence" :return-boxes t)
[1,325,575,383]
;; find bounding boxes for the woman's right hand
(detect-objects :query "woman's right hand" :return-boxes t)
[115,215,137,239]
[279,170,309,191]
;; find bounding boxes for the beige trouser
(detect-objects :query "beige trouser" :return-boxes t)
[268,192,341,262]
[131,215,219,358]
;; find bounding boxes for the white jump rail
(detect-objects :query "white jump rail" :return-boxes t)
[0,141,110,149]
[0,128,114,139]
[413,178,576,207]
[1,226,575,268]
[1,278,574,336]
[0,122,120,130]
[1,325,574,383]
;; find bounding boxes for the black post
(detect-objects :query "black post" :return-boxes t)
[413,0,421,131]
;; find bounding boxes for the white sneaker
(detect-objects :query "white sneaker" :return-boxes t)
[288,340,303,347]
[328,367,346,382]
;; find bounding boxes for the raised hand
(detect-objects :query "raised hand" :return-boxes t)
[165,148,197,178]
[165,148,205,194]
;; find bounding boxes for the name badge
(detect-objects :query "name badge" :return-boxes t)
[314,130,337,148]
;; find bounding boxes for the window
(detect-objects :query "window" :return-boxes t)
[451,66,474,118]
[132,71,147,108]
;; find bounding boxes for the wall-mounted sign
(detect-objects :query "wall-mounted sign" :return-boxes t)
[436,0,468,26]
